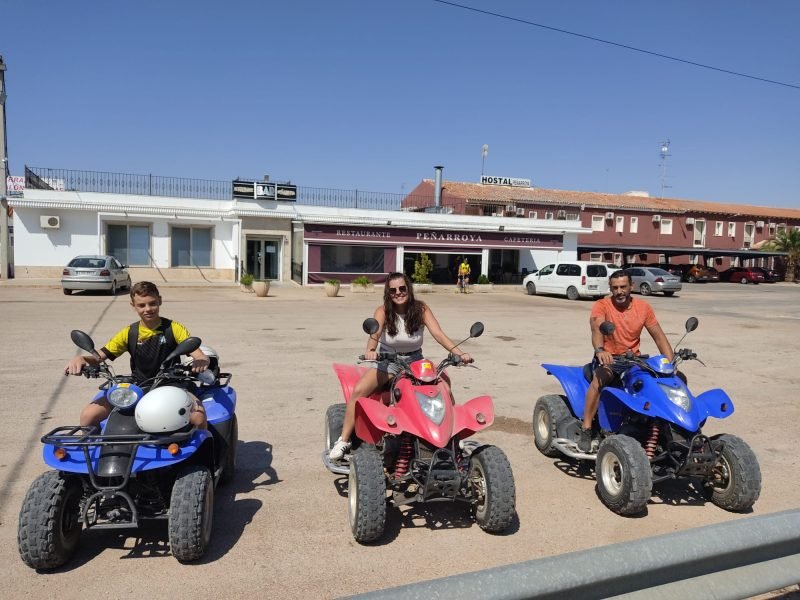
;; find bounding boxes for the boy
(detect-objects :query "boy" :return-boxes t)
[64,281,210,429]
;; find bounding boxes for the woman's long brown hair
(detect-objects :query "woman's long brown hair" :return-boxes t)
[383,272,426,337]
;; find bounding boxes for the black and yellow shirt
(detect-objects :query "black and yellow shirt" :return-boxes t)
[101,318,191,384]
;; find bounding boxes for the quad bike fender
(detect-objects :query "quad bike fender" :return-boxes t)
[353,397,401,445]
[200,385,236,424]
[599,386,714,433]
[694,388,735,419]
[452,395,494,439]
[43,429,213,473]
[333,363,371,403]
[542,364,588,418]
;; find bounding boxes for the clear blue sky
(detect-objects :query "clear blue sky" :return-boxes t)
[3,1,799,207]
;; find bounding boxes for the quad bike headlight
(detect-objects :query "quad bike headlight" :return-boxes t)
[658,383,692,412]
[415,391,445,425]
[107,383,144,409]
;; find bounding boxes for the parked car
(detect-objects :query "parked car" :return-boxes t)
[61,255,131,295]
[626,267,682,296]
[719,267,765,284]
[751,267,780,283]
[523,261,610,300]
[704,266,722,282]
[647,263,683,277]
[676,264,714,283]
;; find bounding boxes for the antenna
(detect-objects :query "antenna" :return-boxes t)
[659,140,672,198]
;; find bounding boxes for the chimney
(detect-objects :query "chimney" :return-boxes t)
[434,165,443,208]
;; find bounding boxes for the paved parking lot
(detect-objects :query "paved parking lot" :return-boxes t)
[0,281,798,598]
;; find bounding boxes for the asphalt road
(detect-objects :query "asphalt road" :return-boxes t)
[1,281,798,599]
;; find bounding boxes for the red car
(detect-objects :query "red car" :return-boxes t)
[720,267,765,284]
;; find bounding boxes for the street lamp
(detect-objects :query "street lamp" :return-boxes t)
[481,144,488,178]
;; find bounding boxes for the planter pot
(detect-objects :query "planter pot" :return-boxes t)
[240,283,254,293]
[413,283,433,294]
[473,283,494,293]
[350,283,374,293]
[324,282,340,297]
[253,280,270,297]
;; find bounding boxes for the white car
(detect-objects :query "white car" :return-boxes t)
[61,255,132,296]
[522,261,610,300]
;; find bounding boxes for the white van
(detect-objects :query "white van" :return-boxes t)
[522,261,611,300]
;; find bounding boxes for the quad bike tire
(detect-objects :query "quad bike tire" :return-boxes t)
[469,445,516,533]
[219,414,238,485]
[533,394,571,457]
[526,282,536,295]
[705,434,761,512]
[348,445,386,543]
[326,404,347,450]
[169,464,214,562]
[18,470,83,570]
[596,435,652,516]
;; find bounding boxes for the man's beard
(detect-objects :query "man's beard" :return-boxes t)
[613,293,630,305]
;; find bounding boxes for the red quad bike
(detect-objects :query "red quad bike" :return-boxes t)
[322,319,516,543]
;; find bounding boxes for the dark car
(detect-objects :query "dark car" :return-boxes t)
[751,267,781,283]
[704,266,722,282]
[719,267,765,284]
[681,264,717,283]
[647,263,683,277]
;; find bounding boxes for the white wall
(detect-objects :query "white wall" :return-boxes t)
[13,208,99,266]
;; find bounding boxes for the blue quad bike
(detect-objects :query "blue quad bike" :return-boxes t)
[17,330,237,569]
[533,317,761,515]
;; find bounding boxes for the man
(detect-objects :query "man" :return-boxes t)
[579,270,673,452]
[64,281,210,429]
[457,258,471,292]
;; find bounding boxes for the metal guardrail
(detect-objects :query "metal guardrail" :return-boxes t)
[348,508,800,600]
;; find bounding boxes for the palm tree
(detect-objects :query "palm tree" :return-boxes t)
[762,229,800,282]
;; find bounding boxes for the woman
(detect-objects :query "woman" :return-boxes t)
[329,272,473,460]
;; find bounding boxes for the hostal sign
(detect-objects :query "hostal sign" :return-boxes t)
[480,175,531,188]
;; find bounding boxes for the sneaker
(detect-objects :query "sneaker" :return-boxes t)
[329,437,351,461]
[578,427,593,453]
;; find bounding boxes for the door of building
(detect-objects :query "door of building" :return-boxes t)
[246,238,280,280]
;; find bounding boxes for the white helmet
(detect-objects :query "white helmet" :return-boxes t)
[135,386,194,433]
[181,344,219,370]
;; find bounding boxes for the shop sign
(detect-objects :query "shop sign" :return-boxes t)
[232,180,298,201]
[305,224,561,248]
[480,175,531,187]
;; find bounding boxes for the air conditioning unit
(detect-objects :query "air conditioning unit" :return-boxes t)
[516,207,525,216]
[756,221,765,228]
[605,212,615,220]
[686,217,695,225]
[40,215,61,229]
[557,209,566,218]
[505,204,516,212]
[652,214,661,223]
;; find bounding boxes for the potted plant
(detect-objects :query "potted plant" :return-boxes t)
[412,253,433,293]
[253,279,270,297]
[239,273,254,293]
[473,274,494,292]
[324,278,340,297]
[350,275,374,293]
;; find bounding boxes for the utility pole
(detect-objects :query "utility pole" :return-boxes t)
[0,55,10,279]
[659,140,672,199]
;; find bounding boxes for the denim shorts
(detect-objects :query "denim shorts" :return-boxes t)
[368,349,423,376]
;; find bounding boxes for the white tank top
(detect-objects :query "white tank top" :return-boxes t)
[379,313,424,354]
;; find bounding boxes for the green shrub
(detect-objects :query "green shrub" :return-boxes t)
[412,253,433,284]
[325,279,340,285]
[352,276,371,286]
[240,273,254,286]
[476,274,491,284]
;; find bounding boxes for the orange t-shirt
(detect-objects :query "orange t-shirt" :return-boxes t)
[590,297,658,355]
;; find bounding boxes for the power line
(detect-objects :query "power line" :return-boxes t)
[430,0,800,90]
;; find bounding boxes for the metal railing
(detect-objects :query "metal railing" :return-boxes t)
[349,508,800,600]
[24,166,459,212]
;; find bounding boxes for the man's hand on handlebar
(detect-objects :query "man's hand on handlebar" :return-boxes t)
[595,350,614,366]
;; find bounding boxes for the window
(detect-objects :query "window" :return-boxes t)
[544,212,554,220]
[556,264,581,276]
[728,222,736,237]
[590,252,602,261]
[715,221,723,236]
[743,223,755,248]
[777,224,787,235]
[658,254,666,263]
[171,227,212,267]
[107,224,150,266]
[566,213,578,220]
[615,216,624,233]
[591,215,605,231]
[613,252,622,265]
[693,219,706,247]
[586,264,608,277]
[660,219,673,235]
[629,216,638,234]
[528,210,538,218]
[321,245,384,273]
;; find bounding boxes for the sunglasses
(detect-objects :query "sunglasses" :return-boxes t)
[388,285,408,295]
